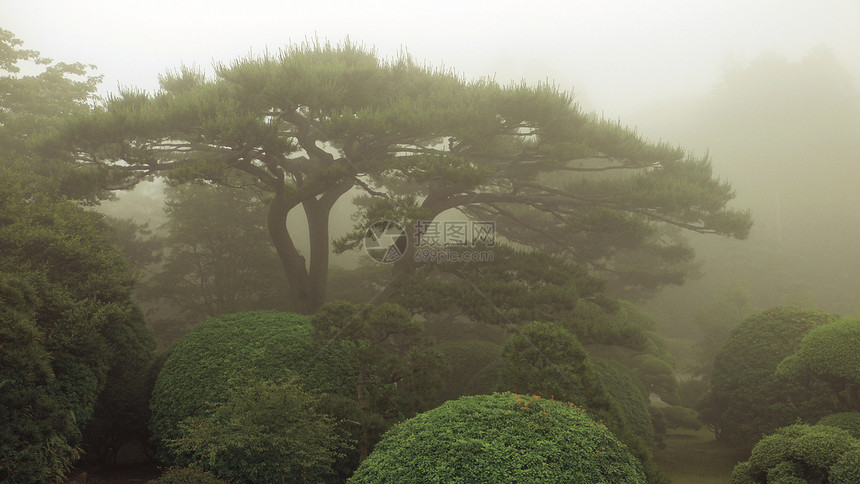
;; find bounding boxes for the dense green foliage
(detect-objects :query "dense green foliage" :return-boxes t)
[312,301,444,459]
[817,412,860,439]
[730,424,860,483]
[169,378,349,483]
[0,174,154,480]
[777,318,860,410]
[701,307,838,445]
[349,392,646,483]
[660,405,702,431]
[500,322,616,421]
[830,447,860,484]
[390,246,654,350]
[0,28,109,201]
[149,311,356,470]
[593,358,656,444]
[632,353,679,404]
[498,322,664,483]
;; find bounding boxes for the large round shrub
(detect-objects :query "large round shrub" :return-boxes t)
[150,310,356,467]
[702,307,838,445]
[731,424,860,483]
[348,392,646,483]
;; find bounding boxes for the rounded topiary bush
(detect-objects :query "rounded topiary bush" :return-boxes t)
[732,424,860,483]
[348,392,646,483]
[150,311,356,466]
[703,307,838,445]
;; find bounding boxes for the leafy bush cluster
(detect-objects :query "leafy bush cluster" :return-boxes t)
[659,405,702,431]
[701,307,840,445]
[776,318,860,409]
[0,175,154,481]
[731,424,860,483]
[149,310,357,478]
[593,358,657,444]
[349,392,646,483]
[168,379,349,483]
[498,322,664,483]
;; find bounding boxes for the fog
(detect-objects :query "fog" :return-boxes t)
[6,1,860,119]
[6,0,860,327]
[634,48,860,332]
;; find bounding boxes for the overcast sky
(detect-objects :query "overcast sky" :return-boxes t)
[5,0,859,125]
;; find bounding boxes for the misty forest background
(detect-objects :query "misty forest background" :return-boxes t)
[2,24,860,484]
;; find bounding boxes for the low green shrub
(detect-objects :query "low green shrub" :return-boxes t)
[661,405,701,431]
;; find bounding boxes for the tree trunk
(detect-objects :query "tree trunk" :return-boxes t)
[303,198,330,312]
[267,180,354,313]
[267,189,315,313]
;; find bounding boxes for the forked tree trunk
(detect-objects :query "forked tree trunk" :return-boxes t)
[266,181,352,313]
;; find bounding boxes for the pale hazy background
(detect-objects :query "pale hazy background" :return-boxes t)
[4,1,859,118]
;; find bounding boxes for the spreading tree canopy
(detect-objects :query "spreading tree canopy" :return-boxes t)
[53,41,751,311]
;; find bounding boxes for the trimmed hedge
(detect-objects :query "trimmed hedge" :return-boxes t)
[149,311,356,467]
[349,392,646,483]
[661,405,702,431]
[593,358,656,443]
[831,447,860,484]
[731,424,860,483]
